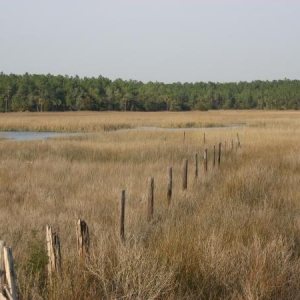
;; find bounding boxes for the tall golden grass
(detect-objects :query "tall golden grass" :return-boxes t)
[0,110,299,132]
[0,111,300,299]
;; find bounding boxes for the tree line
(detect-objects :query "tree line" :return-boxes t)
[0,72,299,112]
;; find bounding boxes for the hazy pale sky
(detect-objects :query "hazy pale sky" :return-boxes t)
[1,0,300,83]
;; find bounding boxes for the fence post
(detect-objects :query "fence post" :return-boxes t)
[147,177,154,222]
[0,241,5,290]
[183,131,185,144]
[195,153,198,178]
[237,133,241,148]
[167,167,172,206]
[76,219,90,259]
[230,139,234,151]
[120,190,126,241]
[204,148,208,172]
[46,225,61,278]
[213,145,216,167]
[218,142,221,166]
[1,241,18,300]
[182,158,188,190]
[3,247,17,300]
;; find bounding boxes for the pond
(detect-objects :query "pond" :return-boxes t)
[0,131,79,141]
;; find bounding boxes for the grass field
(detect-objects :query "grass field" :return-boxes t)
[0,110,299,132]
[0,110,300,299]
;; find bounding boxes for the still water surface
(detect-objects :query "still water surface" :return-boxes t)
[0,125,245,141]
[0,131,78,141]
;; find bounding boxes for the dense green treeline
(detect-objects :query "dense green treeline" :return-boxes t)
[0,72,300,112]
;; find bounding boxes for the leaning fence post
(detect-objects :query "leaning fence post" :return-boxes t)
[167,167,172,206]
[3,247,17,300]
[120,190,126,241]
[204,148,208,172]
[147,177,154,222]
[76,219,90,259]
[182,158,188,190]
[46,225,61,278]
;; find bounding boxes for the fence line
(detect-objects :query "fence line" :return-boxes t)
[0,132,242,297]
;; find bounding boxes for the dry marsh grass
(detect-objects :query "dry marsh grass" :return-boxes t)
[0,110,300,132]
[0,111,300,299]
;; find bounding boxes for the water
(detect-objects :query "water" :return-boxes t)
[130,124,246,131]
[0,131,78,141]
[0,124,246,141]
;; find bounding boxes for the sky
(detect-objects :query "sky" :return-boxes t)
[1,0,300,83]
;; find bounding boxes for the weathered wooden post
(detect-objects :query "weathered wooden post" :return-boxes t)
[0,241,5,290]
[213,145,216,167]
[3,247,17,300]
[218,142,221,166]
[0,289,5,300]
[0,242,18,300]
[147,177,154,222]
[46,225,61,278]
[230,139,234,151]
[195,153,198,178]
[167,167,172,206]
[76,219,90,259]
[182,158,188,190]
[0,241,18,300]
[237,133,241,148]
[204,148,208,172]
[183,131,186,144]
[203,132,206,144]
[225,141,227,156]
[120,190,126,241]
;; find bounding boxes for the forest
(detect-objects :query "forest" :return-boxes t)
[0,72,300,112]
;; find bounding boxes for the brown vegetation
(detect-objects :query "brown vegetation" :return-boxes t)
[0,111,300,299]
